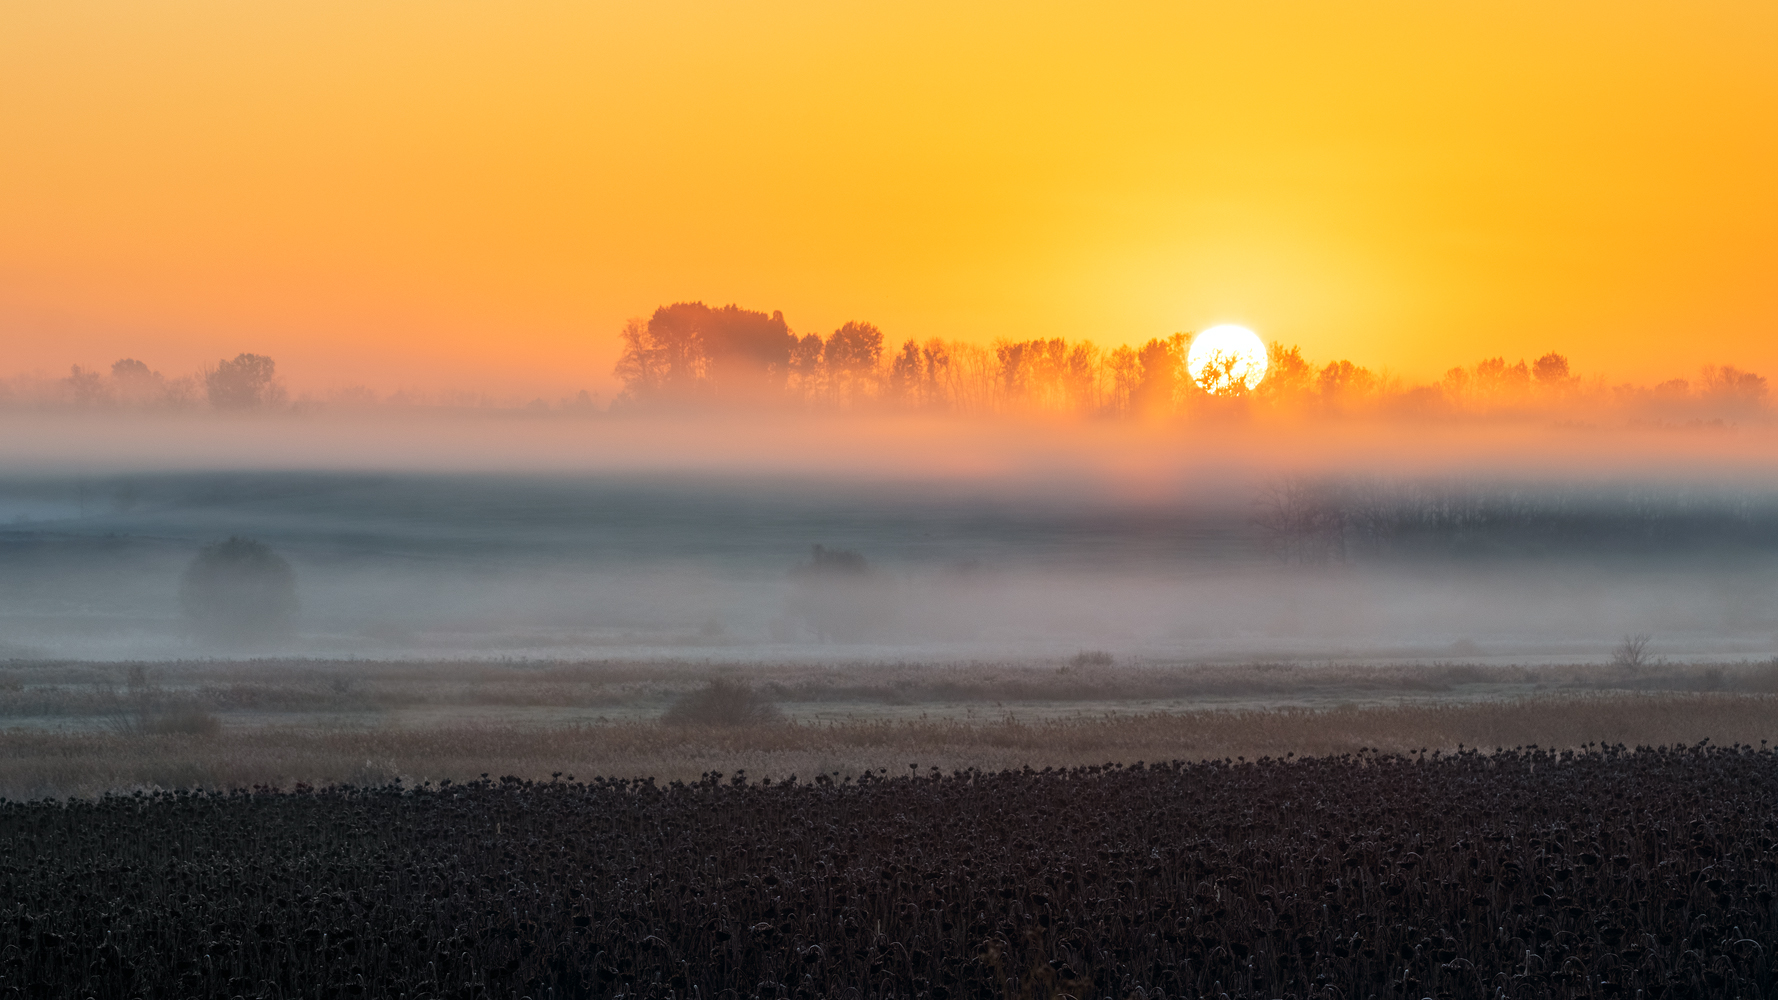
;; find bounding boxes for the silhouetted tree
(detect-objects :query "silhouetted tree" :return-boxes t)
[888,339,924,404]
[1133,336,1184,414]
[1700,365,1767,410]
[111,358,166,406]
[1252,477,1350,564]
[1061,341,1098,411]
[1440,365,1470,401]
[63,365,108,407]
[206,353,280,410]
[1106,345,1141,414]
[105,357,171,405]
[824,321,883,405]
[789,332,827,402]
[613,317,688,402]
[699,303,793,398]
[613,302,794,405]
[1611,633,1653,670]
[1259,342,1314,402]
[918,339,952,409]
[787,544,880,641]
[180,537,299,644]
[992,341,1027,396]
[1472,356,1529,397]
[1318,360,1375,403]
[995,338,1084,411]
[1532,351,1571,384]
[797,543,868,575]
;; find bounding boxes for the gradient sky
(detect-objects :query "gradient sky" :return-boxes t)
[2,1,1774,397]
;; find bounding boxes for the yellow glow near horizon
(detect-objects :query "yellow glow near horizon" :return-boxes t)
[1,3,1776,396]
[1188,325,1269,394]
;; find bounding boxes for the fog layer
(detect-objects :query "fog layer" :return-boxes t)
[4,455,1778,662]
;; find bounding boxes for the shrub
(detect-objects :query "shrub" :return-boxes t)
[179,537,299,644]
[98,667,223,737]
[143,703,223,737]
[660,678,783,727]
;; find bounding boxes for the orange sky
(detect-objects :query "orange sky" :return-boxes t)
[2,1,1775,398]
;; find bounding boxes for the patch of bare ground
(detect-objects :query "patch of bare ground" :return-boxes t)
[2,691,1775,799]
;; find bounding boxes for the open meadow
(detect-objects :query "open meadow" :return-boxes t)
[5,656,1778,798]
[4,676,1775,999]
[7,474,1778,997]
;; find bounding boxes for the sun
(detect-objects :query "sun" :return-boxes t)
[1186,324,1269,394]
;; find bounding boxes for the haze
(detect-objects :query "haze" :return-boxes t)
[4,2,1776,399]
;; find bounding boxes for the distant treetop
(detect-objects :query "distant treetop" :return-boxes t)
[180,536,299,644]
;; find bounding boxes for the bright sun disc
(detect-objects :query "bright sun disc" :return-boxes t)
[1186,324,1268,394]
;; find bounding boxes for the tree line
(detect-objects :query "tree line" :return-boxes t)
[5,303,1767,419]
[613,300,1770,419]
[4,353,286,412]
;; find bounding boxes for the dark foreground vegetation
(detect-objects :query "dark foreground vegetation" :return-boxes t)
[5,745,1777,999]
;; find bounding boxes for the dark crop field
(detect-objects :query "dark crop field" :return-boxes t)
[4,745,1776,1000]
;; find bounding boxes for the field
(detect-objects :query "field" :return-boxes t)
[4,656,1778,798]
[7,656,1778,999]
[5,744,1776,1000]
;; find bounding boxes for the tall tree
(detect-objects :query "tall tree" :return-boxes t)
[613,302,794,405]
[701,304,792,398]
[888,339,924,404]
[1133,335,1184,414]
[1532,352,1571,385]
[824,321,883,406]
[789,332,826,403]
[206,354,279,410]
[63,365,109,407]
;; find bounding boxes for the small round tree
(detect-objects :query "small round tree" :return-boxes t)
[179,537,299,643]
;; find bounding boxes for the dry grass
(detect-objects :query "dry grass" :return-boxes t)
[3,691,1774,800]
[4,655,1776,722]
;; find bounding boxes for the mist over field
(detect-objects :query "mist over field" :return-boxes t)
[6,413,1778,665]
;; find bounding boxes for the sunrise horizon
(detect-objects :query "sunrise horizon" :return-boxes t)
[8,8,1778,992]
[6,2,1776,405]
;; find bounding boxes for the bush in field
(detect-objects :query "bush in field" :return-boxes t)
[179,537,299,643]
[99,664,223,737]
[660,678,782,726]
[787,543,892,641]
[143,702,223,736]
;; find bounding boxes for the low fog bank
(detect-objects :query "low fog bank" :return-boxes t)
[5,470,1778,663]
[7,408,1778,483]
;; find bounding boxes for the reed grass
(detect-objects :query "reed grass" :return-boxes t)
[3,690,1773,800]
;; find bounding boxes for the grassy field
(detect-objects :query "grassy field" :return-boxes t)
[4,654,1775,724]
[3,653,1777,798]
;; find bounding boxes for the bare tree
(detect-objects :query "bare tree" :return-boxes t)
[96,664,221,736]
[1251,477,1349,564]
[1611,633,1653,670]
